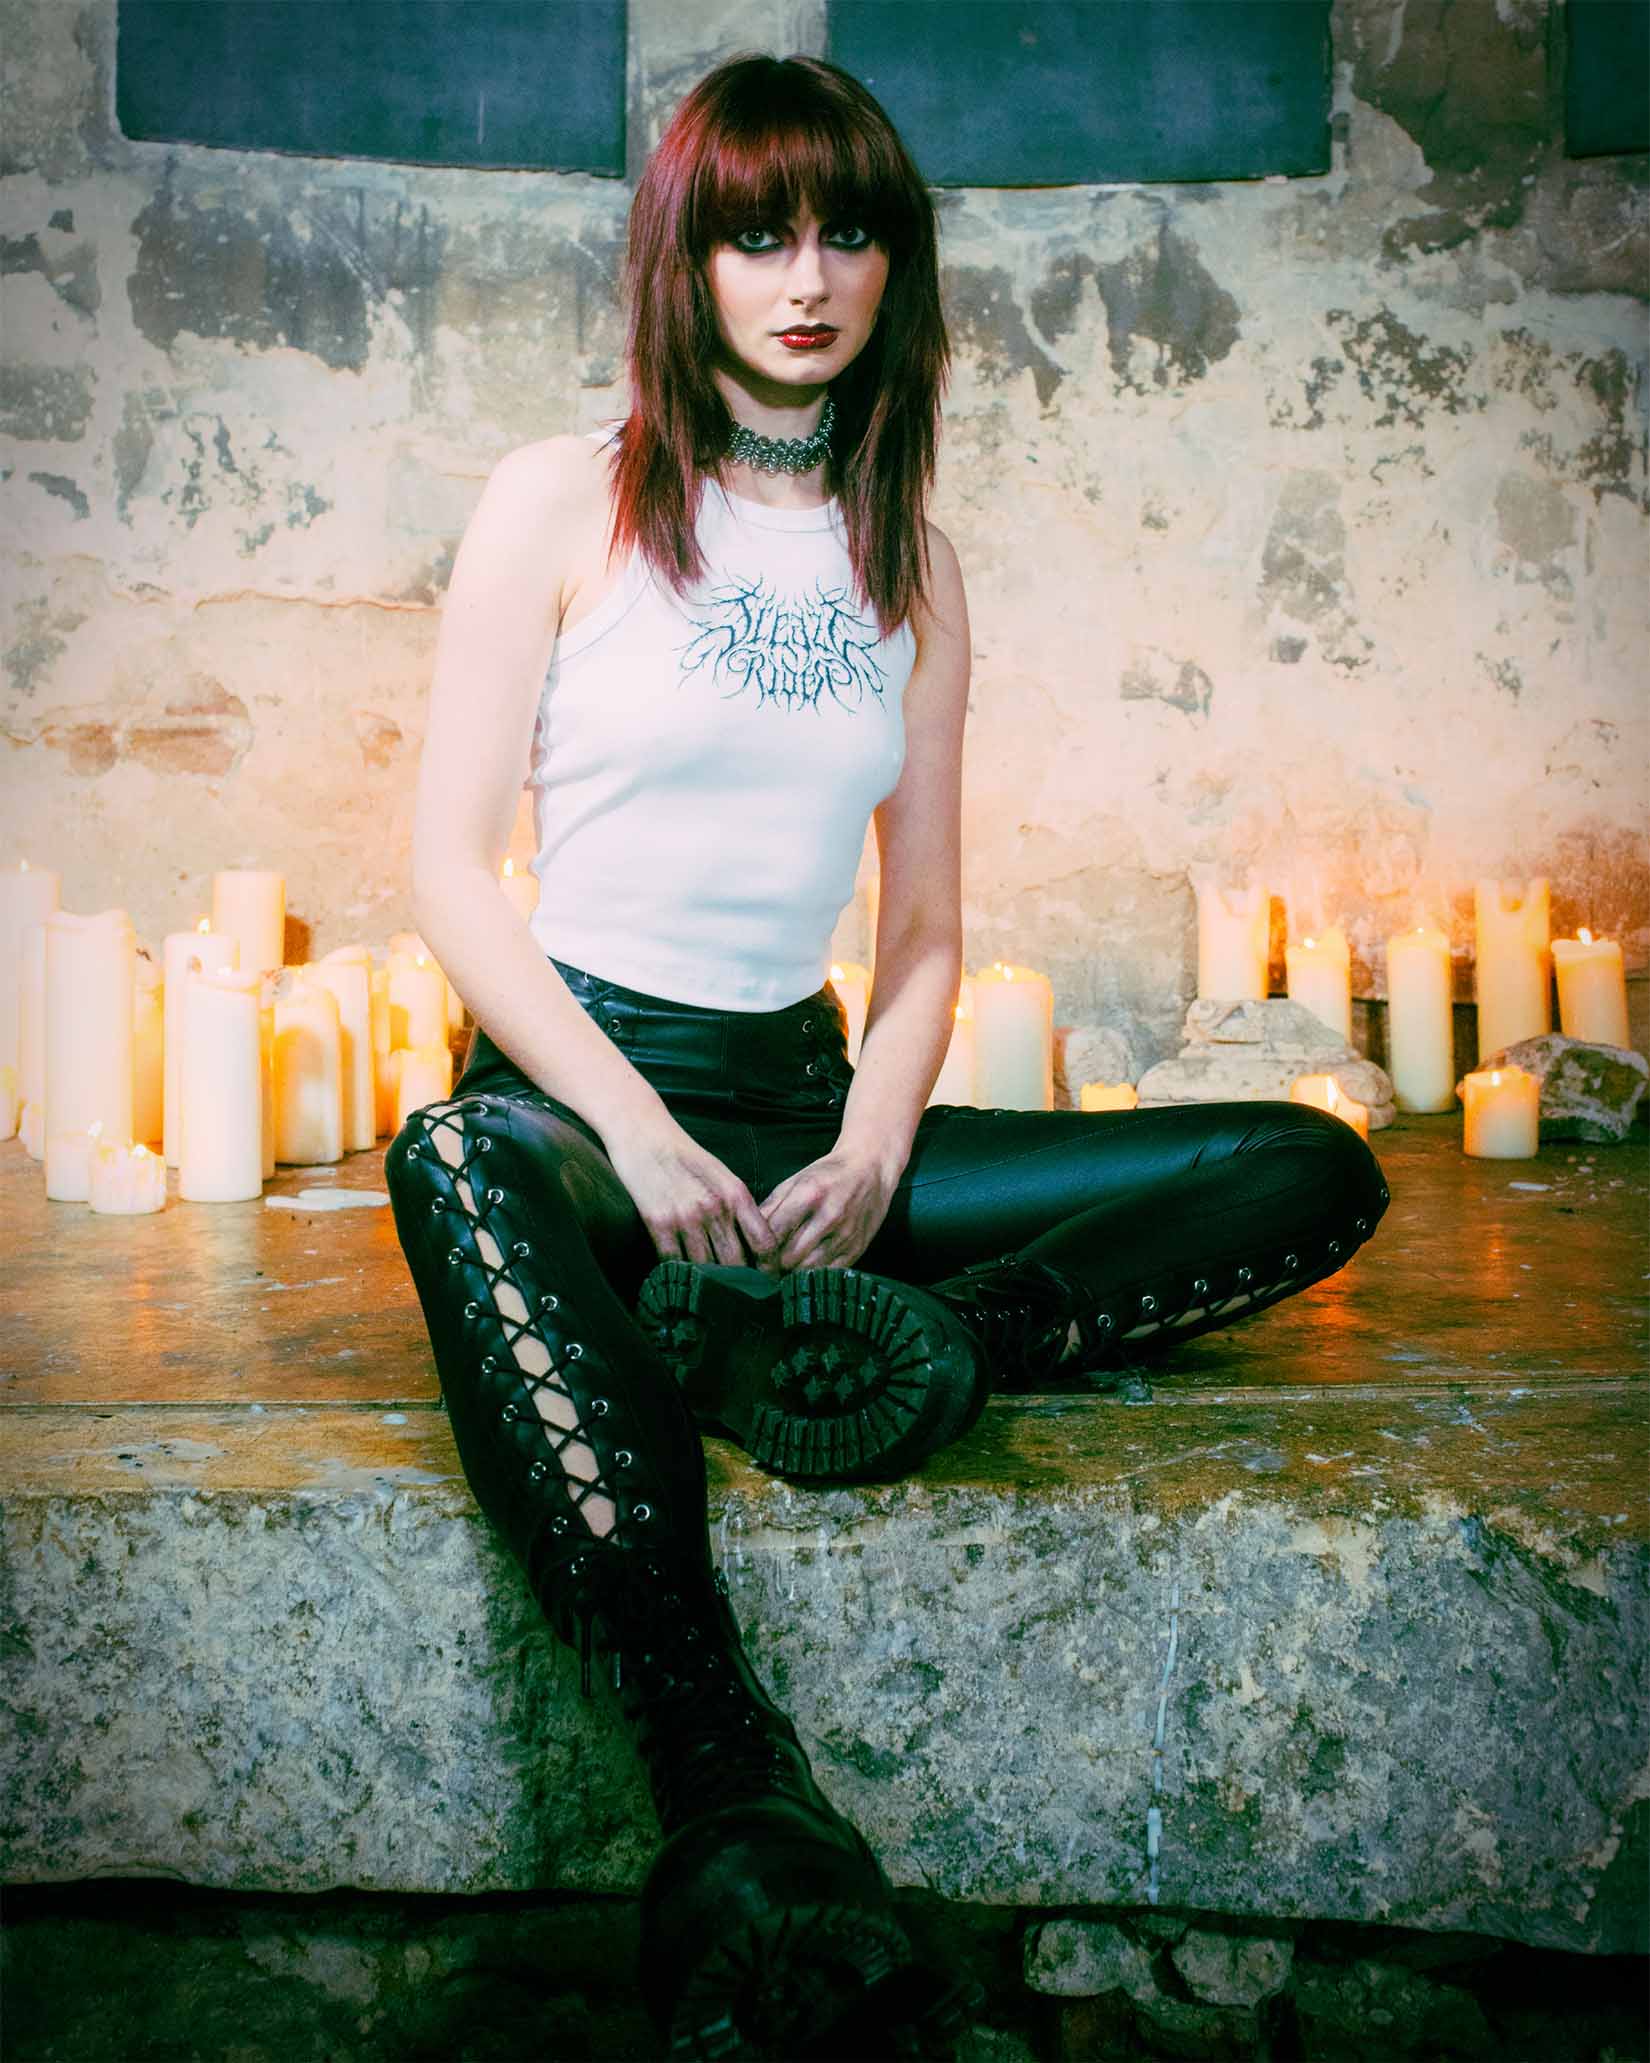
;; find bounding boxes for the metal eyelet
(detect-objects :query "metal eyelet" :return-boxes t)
[512,1240,531,1258]
[1355,1217,1369,1234]
[486,1187,504,1205]
[539,1292,559,1313]
[1379,1187,1390,1203]
[404,1142,421,1158]
[566,1343,585,1360]
[1140,1293,1158,1314]
[447,1248,464,1266]
[476,1136,492,1152]
[465,1100,487,1114]
[463,1301,480,1319]
[1192,1278,1209,1297]
[551,1515,570,1535]
[481,1355,498,1374]
[499,1402,519,1423]
[429,1198,445,1216]
[1284,1253,1299,1271]
[615,1449,634,1467]
[1236,1266,1253,1284]
[633,1502,652,1522]
[1328,1240,1342,1256]
[801,1018,814,1033]
[1096,1313,1114,1333]
[528,1460,550,1483]
[805,1062,818,1077]
[590,1394,608,1413]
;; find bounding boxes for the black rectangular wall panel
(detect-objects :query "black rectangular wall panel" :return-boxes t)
[827,0,1331,187]
[117,1,626,174]
[1565,0,1650,157]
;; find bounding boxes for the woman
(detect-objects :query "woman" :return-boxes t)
[385,52,1389,2059]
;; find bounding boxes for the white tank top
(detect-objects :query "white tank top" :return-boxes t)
[523,449,915,1010]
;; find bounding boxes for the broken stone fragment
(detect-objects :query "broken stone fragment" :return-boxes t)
[1466,1032,1647,1143]
[1170,1927,1293,2007]
[1135,997,1397,1125]
[1023,1917,1160,2002]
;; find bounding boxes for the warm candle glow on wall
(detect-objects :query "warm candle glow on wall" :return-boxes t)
[1552,929,1630,1047]
[829,961,870,1064]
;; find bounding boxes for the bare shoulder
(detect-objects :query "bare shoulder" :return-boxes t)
[914,519,968,647]
[485,430,616,524]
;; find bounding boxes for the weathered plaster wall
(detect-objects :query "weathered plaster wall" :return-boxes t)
[2,0,1645,1064]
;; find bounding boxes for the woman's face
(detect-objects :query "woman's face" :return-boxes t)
[706,205,889,394]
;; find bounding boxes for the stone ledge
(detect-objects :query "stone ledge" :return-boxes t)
[4,1384,1646,1956]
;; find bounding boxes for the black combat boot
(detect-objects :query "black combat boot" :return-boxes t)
[636,1260,990,1483]
[387,1092,973,2057]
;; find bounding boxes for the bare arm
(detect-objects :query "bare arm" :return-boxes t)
[409,437,778,1268]
[758,524,970,1270]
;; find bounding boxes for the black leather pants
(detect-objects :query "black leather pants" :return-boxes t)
[390,957,1391,1382]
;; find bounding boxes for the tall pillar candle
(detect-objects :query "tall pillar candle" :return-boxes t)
[44,910,136,1201]
[1474,877,1550,1060]
[212,869,286,977]
[313,946,375,1152]
[259,973,277,1180]
[370,965,394,1136]
[1196,880,1270,1000]
[273,974,343,1164]
[928,979,977,1107]
[387,950,448,1051]
[1386,924,1455,1113]
[972,964,1054,1111]
[1285,927,1352,1041]
[178,969,265,1202]
[393,1043,453,1128]
[163,924,238,1166]
[829,962,870,1065]
[1552,931,1630,1048]
[0,861,60,1075]
[1459,1064,1540,1159]
[388,931,459,1037]
[18,919,48,1157]
[132,950,165,1147]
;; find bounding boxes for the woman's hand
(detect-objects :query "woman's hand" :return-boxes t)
[605,1119,781,1269]
[758,1146,903,1274]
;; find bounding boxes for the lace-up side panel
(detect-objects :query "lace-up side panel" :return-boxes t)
[385,1089,710,1675]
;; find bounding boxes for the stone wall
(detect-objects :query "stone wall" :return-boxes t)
[2,0,1646,1068]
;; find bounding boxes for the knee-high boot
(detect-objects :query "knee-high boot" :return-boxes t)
[387,1090,972,2057]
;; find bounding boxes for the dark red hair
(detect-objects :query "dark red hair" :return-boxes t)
[609,54,949,636]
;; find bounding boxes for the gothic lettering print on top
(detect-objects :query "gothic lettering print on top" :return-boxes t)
[678,575,886,713]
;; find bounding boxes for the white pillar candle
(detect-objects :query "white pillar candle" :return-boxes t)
[1386,923,1455,1114]
[312,946,375,1153]
[44,910,136,1202]
[163,924,239,1167]
[1289,1071,1371,1140]
[973,963,1054,1111]
[386,930,462,1034]
[212,868,286,977]
[1474,877,1551,1060]
[273,975,343,1164]
[18,919,48,1158]
[500,858,539,923]
[1459,1064,1540,1159]
[1285,926,1352,1042]
[1080,1081,1139,1111]
[928,980,976,1107]
[387,950,448,1051]
[132,951,165,1148]
[179,969,265,1202]
[47,1120,105,1204]
[828,961,870,1065]
[89,1137,167,1215]
[1552,931,1630,1047]
[1196,880,1270,1000]
[393,1042,453,1128]
[0,1063,17,1140]
[370,965,394,1137]
[0,861,60,1076]
[258,974,277,1181]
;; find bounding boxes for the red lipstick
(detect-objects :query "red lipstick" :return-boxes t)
[777,326,839,351]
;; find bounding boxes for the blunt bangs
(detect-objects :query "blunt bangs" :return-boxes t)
[683,69,923,260]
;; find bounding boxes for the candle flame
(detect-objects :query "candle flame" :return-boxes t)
[196,917,210,933]
[134,1144,151,1160]
[1490,1070,1502,1085]
[414,953,427,967]
[1579,926,1593,944]
[954,1002,964,1020]
[1003,966,1016,982]
[502,859,516,878]
[830,963,845,981]
[19,859,29,872]
[1304,936,1317,949]
[1325,1080,1340,1110]
[88,1119,104,1140]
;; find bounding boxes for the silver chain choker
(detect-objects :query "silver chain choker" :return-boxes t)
[725,395,836,477]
